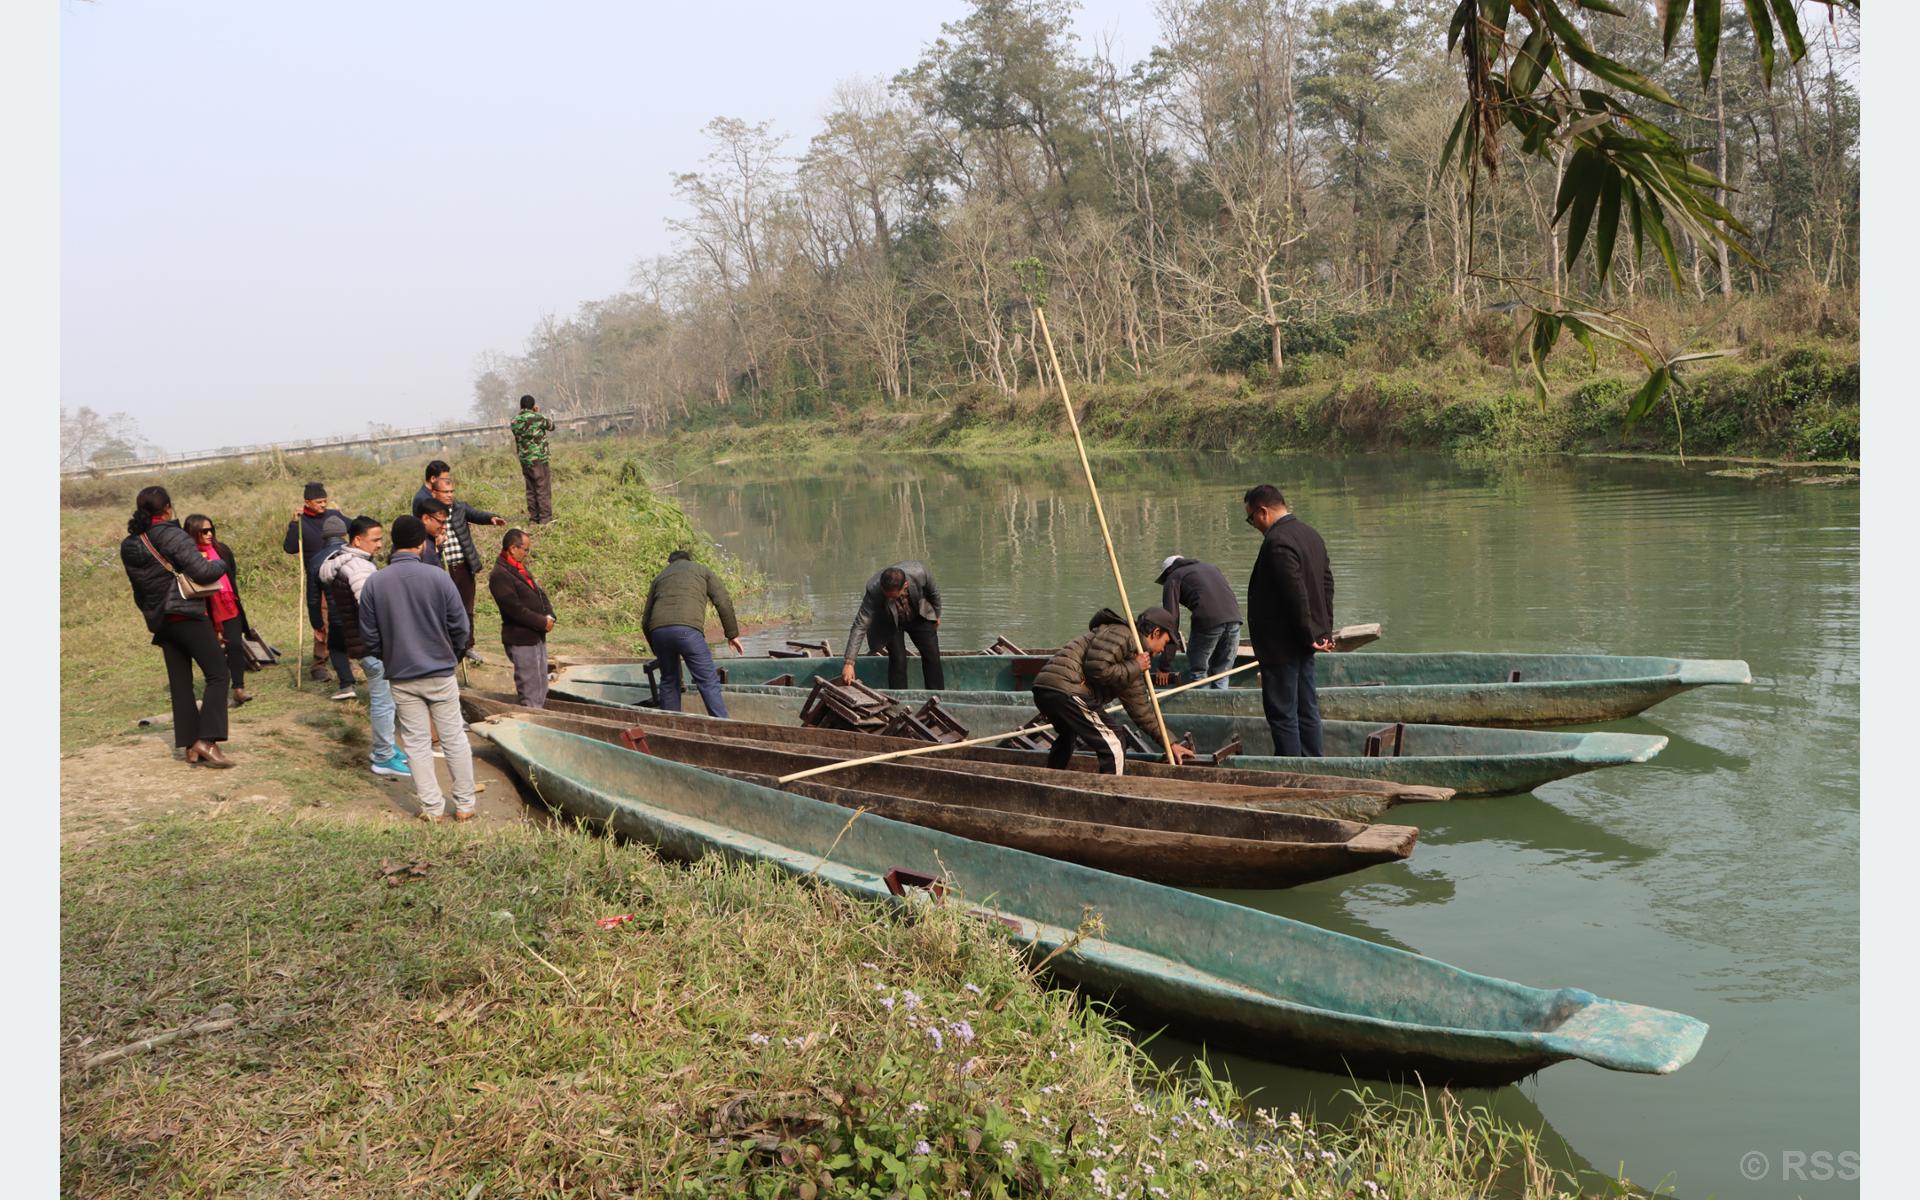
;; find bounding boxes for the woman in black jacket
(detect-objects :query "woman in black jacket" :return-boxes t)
[120,486,235,767]
[185,514,255,706]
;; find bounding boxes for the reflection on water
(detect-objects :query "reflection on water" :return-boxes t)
[678,452,1859,1199]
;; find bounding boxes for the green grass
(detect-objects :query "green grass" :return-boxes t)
[62,808,1616,1198]
[60,441,773,751]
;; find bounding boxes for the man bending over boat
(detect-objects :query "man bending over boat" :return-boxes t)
[839,561,944,691]
[1030,608,1196,774]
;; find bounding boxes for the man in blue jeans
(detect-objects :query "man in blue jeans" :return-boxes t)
[642,549,743,717]
[1243,484,1336,756]
[1154,554,1244,688]
[319,516,410,777]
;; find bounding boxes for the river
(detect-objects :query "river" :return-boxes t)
[676,450,1860,1199]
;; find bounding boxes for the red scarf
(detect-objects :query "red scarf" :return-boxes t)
[150,513,168,527]
[502,551,537,591]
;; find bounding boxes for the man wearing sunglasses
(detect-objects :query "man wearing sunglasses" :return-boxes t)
[1244,483,1336,757]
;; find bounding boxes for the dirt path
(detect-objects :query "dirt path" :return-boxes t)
[61,658,545,849]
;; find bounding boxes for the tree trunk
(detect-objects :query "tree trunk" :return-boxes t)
[1714,68,1732,297]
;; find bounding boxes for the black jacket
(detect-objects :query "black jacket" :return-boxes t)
[414,487,499,572]
[1246,514,1334,663]
[121,520,229,639]
[284,509,337,575]
[1156,557,1243,635]
[487,554,555,648]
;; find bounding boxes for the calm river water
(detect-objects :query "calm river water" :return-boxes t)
[676,451,1860,1199]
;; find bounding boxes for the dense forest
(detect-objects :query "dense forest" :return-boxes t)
[472,0,1859,441]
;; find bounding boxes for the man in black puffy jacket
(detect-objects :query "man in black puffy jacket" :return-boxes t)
[1029,608,1194,774]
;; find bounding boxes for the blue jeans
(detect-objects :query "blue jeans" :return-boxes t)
[1259,653,1323,757]
[651,625,728,718]
[361,655,396,761]
[1183,621,1241,688]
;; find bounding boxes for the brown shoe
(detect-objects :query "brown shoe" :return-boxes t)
[452,811,476,823]
[418,811,444,824]
[186,741,234,769]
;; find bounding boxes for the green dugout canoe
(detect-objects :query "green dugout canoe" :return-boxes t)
[551,679,1668,796]
[478,719,1706,1084]
[561,651,1751,727]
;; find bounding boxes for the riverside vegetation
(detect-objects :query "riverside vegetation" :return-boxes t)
[60,444,1662,1197]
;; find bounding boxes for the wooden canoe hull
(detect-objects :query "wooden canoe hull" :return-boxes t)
[478,720,1707,1084]
[463,692,1411,821]
[470,690,1453,804]
[466,700,1417,888]
[562,652,1750,727]
[550,681,1669,796]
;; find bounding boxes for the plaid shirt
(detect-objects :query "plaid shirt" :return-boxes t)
[437,526,465,571]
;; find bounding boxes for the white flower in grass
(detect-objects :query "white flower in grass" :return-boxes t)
[1131,1102,1149,1116]
[901,990,922,1011]
[1001,1139,1019,1157]
[879,995,895,1011]
[964,982,983,995]
[907,1101,928,1114]
[959,1056,981,1076]
[747,1032,770,1046]
[913,1140,931,1156]
[926,1025,944,1051]
[948,1019,975,1045]
[861,961,879,971]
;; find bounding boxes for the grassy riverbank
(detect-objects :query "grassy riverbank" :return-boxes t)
[664,305,1858,468]
[59,441,781,752]
[62,806,1606,1198]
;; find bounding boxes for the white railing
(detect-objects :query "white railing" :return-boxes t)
[61,409,644,478]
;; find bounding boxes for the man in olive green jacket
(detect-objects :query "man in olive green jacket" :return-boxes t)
[642,550,744,718]
[1031,607,1195,774]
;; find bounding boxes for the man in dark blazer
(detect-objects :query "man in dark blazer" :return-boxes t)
[838,560,944,690]
[488,528,556,708]
[1244,483,1335,756]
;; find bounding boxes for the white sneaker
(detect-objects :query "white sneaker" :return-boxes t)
[330,686,356,701]
[431,745,446,759]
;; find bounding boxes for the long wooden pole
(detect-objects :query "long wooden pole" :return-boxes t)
[774,659,1259,784]
[292,541,303,688]
[1033,304,1176,764]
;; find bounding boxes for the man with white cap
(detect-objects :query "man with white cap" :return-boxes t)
[1153,554,1244,689]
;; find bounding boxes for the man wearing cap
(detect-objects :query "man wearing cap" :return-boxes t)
[359,515,477,823]
[1029,607,1195,774]
[1244,483,1335,757]
[284,482,340,682]
[838,561,944,691]
[311,511,358,698]
[1154,554,1244,689]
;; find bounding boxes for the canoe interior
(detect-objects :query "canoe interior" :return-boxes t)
[463,692,1406,821]
[555,679,1602,758]
[477,689,1452,802]
[569,650,1736,693]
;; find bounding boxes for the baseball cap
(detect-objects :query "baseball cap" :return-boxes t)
[1161,555,1181,573]
[1137,606,1184,652]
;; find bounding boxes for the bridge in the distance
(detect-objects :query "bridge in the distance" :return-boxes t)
[61,409,646,479]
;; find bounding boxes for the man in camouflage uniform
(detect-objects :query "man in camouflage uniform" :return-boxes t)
[510,394,557,524]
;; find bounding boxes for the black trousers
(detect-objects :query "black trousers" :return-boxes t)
[216,618,250,693]
[875,611,944,690]
[1033,686,1127,774]
[522,460,553,524]
[449,563,478,630]
[157,618,229,747]
[305,571,325,634]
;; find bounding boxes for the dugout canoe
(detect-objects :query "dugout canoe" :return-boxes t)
[561,651,1750,727]
[478,719,1707,1084]
[550,680,1667,796]
[469,690,1451,805]
[463,691,1413,821]
[469,710,1417,889]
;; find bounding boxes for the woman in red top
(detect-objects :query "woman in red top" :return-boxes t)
[185,515,254,705]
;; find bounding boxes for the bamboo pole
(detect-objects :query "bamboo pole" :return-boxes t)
[292,543,303,688]
[1033,304,1177,764]
[774,659,1259,784]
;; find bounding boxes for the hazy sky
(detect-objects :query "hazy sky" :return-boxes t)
[61,1,1162,452]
